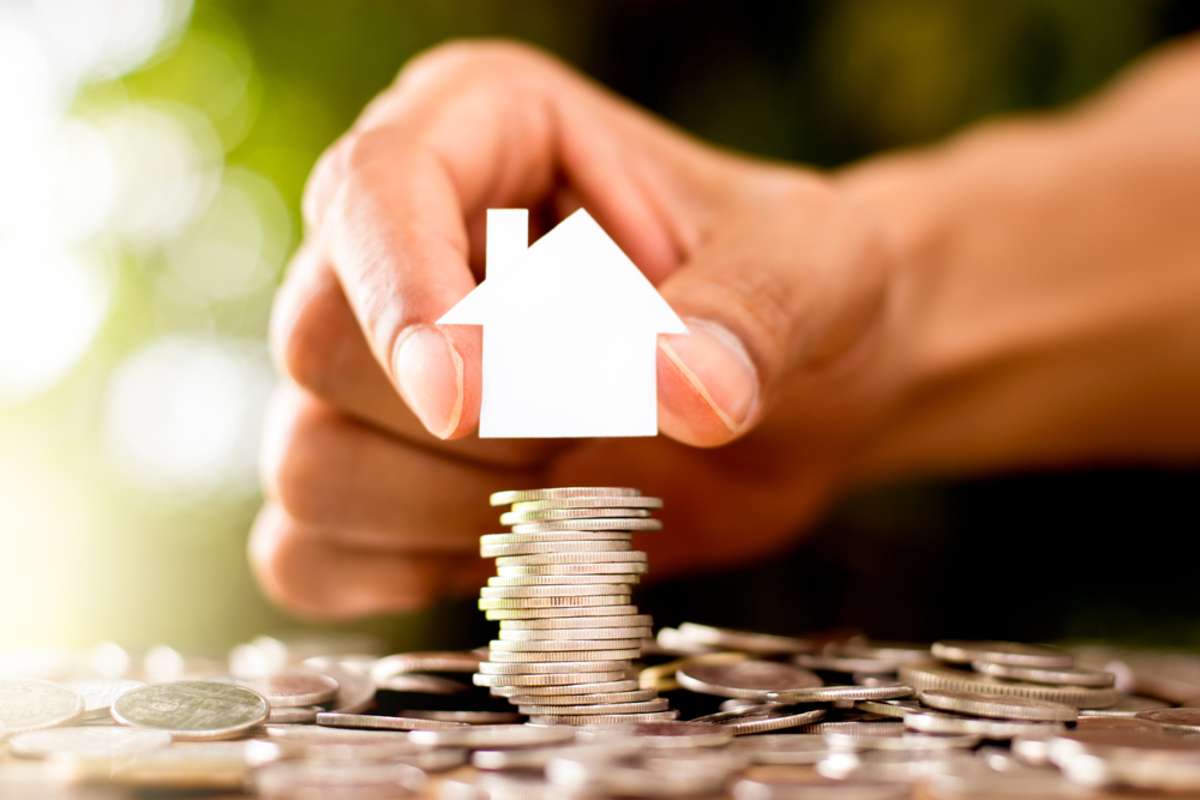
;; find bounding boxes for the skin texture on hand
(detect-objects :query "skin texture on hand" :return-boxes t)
[253,41,905,620]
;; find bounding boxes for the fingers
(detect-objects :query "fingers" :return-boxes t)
[304,41,719,439]
[260,385,542,548]
[270,240,561,468]
[249,504,489,620]
[656,178,893,447]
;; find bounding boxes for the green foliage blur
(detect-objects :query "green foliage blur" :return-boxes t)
[2,0,1195,656]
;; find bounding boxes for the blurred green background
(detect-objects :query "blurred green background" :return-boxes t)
[2,0,1197,658]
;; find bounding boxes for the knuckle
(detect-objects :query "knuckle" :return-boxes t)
[271,275,347,400]
[302,137,352,228]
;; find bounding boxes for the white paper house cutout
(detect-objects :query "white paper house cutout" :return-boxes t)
[438,208,686,438]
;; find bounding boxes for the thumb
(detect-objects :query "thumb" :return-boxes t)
[655,185,891,447]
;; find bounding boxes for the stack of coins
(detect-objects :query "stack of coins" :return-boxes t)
[474,487,676,725]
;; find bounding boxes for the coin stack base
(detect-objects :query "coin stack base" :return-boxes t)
[477,487,674,725]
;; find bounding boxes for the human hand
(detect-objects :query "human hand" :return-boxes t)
[252,41,907,619]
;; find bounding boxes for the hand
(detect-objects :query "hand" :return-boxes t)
[252,41,907,619]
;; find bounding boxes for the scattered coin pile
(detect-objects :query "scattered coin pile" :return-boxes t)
[4,591,1200,795]
[476,486,675,725]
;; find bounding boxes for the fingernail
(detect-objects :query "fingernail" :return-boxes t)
[393,325,464,439]
[659,317,759,433]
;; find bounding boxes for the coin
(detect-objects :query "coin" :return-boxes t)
[730,734,831,765]
[500,508,651,524]
[931,640,1073,668]
[499,614,652,630]
[512,497,663,511]
[64,678,145,718]
[677,660,823,699]
[903,709,1065,738]
[498,626,651,642]
[473,671,631,688]
[489,487,640,506]
[479,659,633,675]
[9,726,173,759]
[1079,695,1168,717]
[481,530,633,546]
[487,648,641,663]
[481,539,634,557]
[766,685,913,704]
[971,660,1116,687]
[512,518,662,533]
[733,776,909,800]
[316,712,468,731]
[372,650,481,676]
[674,622,816,655]
[480,584,633,598]
[917,689,1077,722]
[0,680,83,733]
[238,670,339,707]
[253,760,427,798]
[528,710,679,725]
[399,709,524,725]
[690,705,827,735]
[490,638,644,652]
[112,681,269,741]
[899,662,1119,708]
[301,658,375,714]
[1134,707,1200,733]
[478,595,630,610]
[824,730,980,752]
[508,690,656,707]
[518,698,669,715]
[498,562,647,576]
[496,551,648,566]
[485,604,641,621]
[488,573,641,586]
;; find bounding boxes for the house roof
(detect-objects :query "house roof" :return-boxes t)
[438,208,686,333]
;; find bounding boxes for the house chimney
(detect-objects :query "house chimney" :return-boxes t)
[486,208,528,281]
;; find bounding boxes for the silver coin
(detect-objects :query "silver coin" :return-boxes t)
[730,733,831,765]
[0,680,83,734]
[766,684,913,704]
[316,712,467,731]
[486,647,641,663]
[528,710,678,725]
[903,709,1065,738]
[499,614,652,630]
[1135,707,1200,733]
[399,709,524,725]
[491,680,641,698]
[481,530,633,546]
[490,638,643,652]
[64,678,145,718]
[512,518,662,533]
[478,595,630,610]
[824,730,979,752]
[267,705,320,724]
[500,508,651,524]
[480,584,633,599]
[498,562,647,576]
[677,659,823,699]
[516,699,668,716]
[855,699,922,719]
[489,487,641,506]
[512,497,662,511]
[479,659,633,675]
[473,740,642,771]
[1079,695,1168,717]
[485,604,640,621]
[238,670,339,707]
[489,573,641,587]
[408,723,577,749]
[732,776,909,800]
[900,662,1119,708]
[675,623,816,655]
[837,640,930,666]
[931,640,1073,668]
[495,551,647,566]
[507,689,657,707]
[917,689,1077,722]
[799,720,906,735]
[499,626,651,642]
[690,705,826,735]
[793,653,904,674]
[9,725,172,758]
[817,749,976,784]
[588,720,735,748]
[112,681,268,741]
[481,540,634,558]
[971,660,1116,687]
[473,671,630,688]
